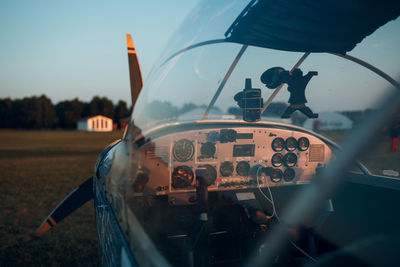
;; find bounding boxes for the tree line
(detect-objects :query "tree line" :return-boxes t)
[2,95,388,130]
[0,96,297,129]
[0,95,130,129]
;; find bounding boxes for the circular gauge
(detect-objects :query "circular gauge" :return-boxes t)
[283,153,297,167]
[271,153,283,167]
[285,137,298,151]
[283,168,296,182]
[270,169,283,183]
[200,142,216,158]
[220,161,234,177]
[206,131,219,142]
[298,137,310,151]
[271,137,285,152]
[196,164,217,186]
[173,139,194,162]
[236,161,250,176]
[172,166,194,189]
[220,129,237,143]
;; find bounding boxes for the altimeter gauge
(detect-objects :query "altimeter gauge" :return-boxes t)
[173,139,194,162]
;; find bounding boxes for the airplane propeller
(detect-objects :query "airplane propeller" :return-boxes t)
[36,177,93,235]
[36,34,143,235]
[126,33,143,108]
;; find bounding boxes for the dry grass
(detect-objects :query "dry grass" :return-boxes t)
[0,130,122,266]
[321,130,400,175]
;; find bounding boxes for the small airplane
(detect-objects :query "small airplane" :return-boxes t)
[37,0,400,266]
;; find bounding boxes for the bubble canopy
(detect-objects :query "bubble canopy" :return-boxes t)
[129,0,399,140]
[114,1,400,266]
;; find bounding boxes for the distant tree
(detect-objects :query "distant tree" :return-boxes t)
[55,98,84,128]
[88,96,102,115]
[229,103,289,118]
[9,95,55,128]
[180,103,197,114]
[147,100,179,120]
[341,110,375,126]
[114,100,129,128]
[81,102,91,118]
[89,96,115,118]
[115,100,129,119]
[36,95,55,128]
[0,98,13,128]
[1,95,136,129]
[199,104,221,113]
[228,106,241,116]
[11,98,34,128]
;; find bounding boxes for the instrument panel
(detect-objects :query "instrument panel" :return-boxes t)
[138,126,332,196]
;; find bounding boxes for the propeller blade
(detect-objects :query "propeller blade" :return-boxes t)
[36,176,94,235]
[126,33,143,108]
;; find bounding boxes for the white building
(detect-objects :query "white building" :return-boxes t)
[303,111,353,131]
[77,115,113,132]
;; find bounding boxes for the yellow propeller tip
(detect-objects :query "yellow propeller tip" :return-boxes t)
[126,34,135,49]
[36,221,52,235]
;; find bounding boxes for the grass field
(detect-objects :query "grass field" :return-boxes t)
[0,129,398,266]
[321,130,400,175]
[0,130,122,266]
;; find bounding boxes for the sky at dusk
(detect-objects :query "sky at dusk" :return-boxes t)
[1,0,399,112]
[0,1,198,105]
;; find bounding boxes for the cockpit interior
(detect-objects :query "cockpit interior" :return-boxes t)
[125,121,335,265]
[93,1,400,266]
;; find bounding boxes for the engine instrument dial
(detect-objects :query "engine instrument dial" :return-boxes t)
[283,168,296,182]
[270,169,283,183]
[172,166,194,189]
[236,161,250,176]
[173,139,194,162]
[298,137,310,151]
[271,137,285,152]
[220,161,234,177]
[285,137,298,151]
[196,164,217,186]
[283,153,297,167]
[200,142,216,158]
[271,153,283,167]
[220,129,237,143]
